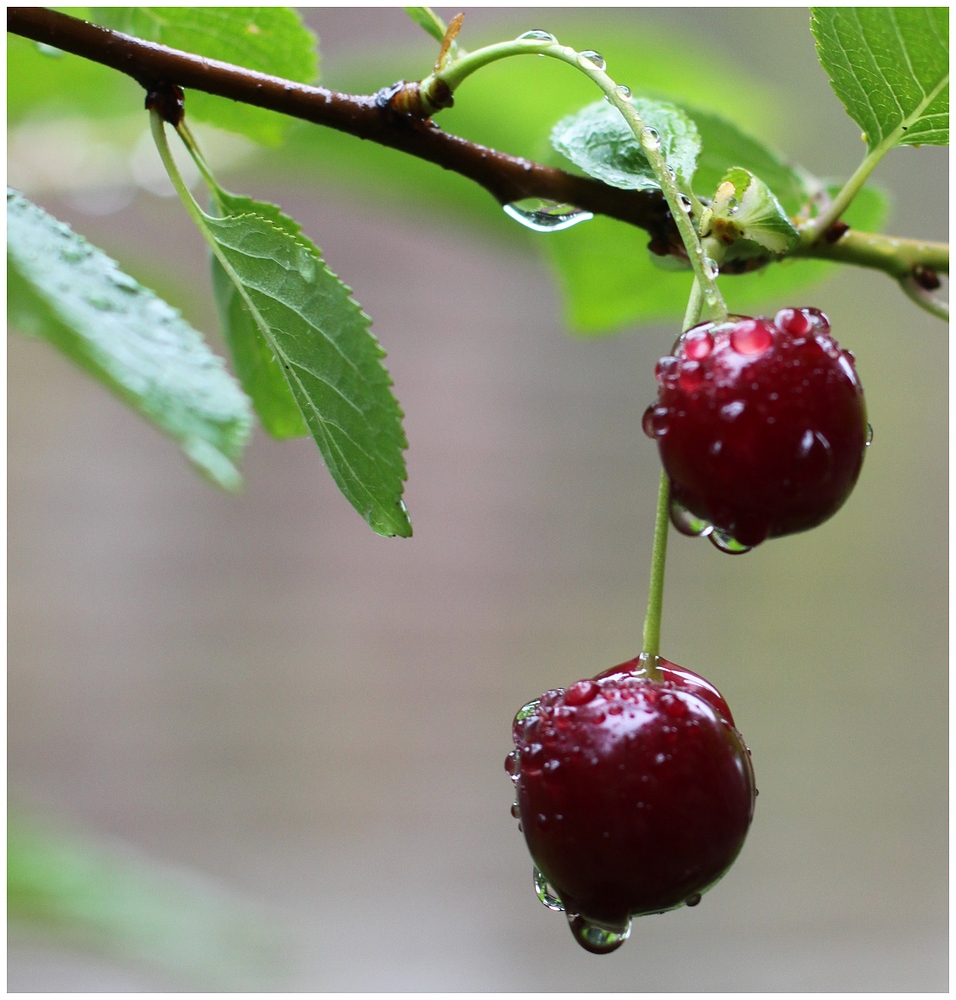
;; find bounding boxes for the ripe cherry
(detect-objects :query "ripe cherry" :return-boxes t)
[506,655,756,954]
[643,308,869,552]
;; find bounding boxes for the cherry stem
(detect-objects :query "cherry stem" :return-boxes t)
[641,280,706,667]
[641,470,670,667]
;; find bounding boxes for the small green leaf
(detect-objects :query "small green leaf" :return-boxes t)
[198,202,411,537]
[7,189,252,489]
[551,97,701,190]
[700,167,800,256]
[404,7,448,45]
[90,7,319,145]
[208,190,308,439]
[811,7,949,149]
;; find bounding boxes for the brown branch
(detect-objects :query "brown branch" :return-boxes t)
[7,6,682,252]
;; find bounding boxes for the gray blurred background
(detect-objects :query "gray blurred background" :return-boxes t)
[8,8,947,991]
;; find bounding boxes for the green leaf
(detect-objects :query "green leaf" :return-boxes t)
[545,184,888,334]
[811,7,949,149]
[404,7,447,45]
[6,189,252,489]
[700,167,800,256]
[196,199,411,537]
[208,190,308,439]
[90,7,319,145]
[551,97,701,190]
[8,812,281,988]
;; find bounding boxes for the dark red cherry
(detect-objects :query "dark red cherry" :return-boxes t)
[644,308,869,551]
[506,656,756,954]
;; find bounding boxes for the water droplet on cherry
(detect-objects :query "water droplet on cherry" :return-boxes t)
[567,913,631,955]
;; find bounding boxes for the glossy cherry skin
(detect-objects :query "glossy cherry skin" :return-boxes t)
[509,657,755,936]
[644,308,868,548]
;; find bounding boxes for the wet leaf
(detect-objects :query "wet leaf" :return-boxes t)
[6,189,252,489]
[811,7,949,149]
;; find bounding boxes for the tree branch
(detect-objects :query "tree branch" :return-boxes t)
[6,6,681,251]
[7,6,948,291]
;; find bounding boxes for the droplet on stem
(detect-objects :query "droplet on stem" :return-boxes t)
[503,198,593,233]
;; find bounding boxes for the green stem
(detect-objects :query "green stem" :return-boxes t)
[792,230,948,277]
[149,110,209,232]
[641,470,671,667]
[898,276,949,321]
[802,72,949,244]
[425,37,728,319]
[641,282,707,669]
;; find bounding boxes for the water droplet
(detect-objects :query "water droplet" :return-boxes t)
[720,400,746,422]
[655,356,678,384]
[865,422,874,447]
[678,194,693,214]
[682,329,714,360]
[567,913,631,954]
[578,50,606,71]
[518,29,557,43]
[60,246,91,263]
[642,404,669,439]
[702,256,719,280]
[710,529,752,554]
[510,801,521,819]
[641,127,661,151]
[35,42,64,58]
[730,320,773,356]
[503,198,593,233]
[296,253,316,282]
[686,893,702,907]
[504,750,520,778]
[669,498,713,537]
[87,294,115,311]
[564,679,599,706]
[616,85,631,99]
[514,699,540,726]
[108,271,139,292]
[775,307,812,336]
[678,361,704,392]
[533,868,565,911]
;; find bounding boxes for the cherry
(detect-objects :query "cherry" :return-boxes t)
[506,655,756,954]
[643,308,869,551]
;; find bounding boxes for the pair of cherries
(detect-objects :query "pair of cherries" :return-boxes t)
[509,309,868,953]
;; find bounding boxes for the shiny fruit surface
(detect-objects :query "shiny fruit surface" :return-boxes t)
[507,656,755,952]
[643,308,868,550]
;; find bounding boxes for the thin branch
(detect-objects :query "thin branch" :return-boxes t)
[6,6,678,247]
[7,6,948,291]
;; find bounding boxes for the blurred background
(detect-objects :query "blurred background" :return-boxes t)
[8,8,948,991]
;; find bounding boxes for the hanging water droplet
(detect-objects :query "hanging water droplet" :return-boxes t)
[578,50,606,71]
[503,198,593,233]
[518,29,557,43]
[669,498,713,538]
[567,913,631,954]
[504,749,521,779]
[641,127,661,151]
[686,893,702,907]
[510,801,521,819]
[710,529,752,555]
[533,867,565,911]
[865,422,874,447]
